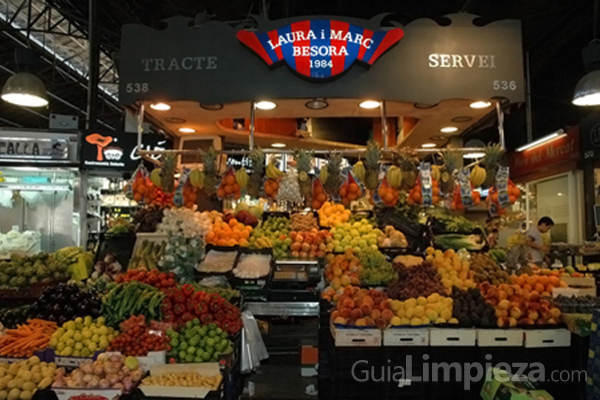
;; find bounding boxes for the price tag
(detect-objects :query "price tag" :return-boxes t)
[420,163,433,206]
[496,166,510,209]
[458,168,474,208]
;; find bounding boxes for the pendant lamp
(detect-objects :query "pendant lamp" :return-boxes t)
[573,41,600,106]
[1,48,48,108]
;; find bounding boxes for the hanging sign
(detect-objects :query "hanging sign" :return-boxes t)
[118,14,525,105]
[237,20,404,79]
[81,131,172,170]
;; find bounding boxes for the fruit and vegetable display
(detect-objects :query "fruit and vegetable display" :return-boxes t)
[205,218,253,247]
[290,212,319,232]
[141,371,222,389]
[554,295,600,313]
[277,169,303,203]
[161,287,242,335]
[107,315,170,356]
[0,319,56,357]
[451,287,496,327]
[0,356,54,400]
[470,253,511,285]
[92,254,123,281]
[0,305,32,329]
[377,226,407,248]
[433,233,486,251]
[232,254,271,279]
[52,353,144,391]
[114,269,177,289]
[387,262,444,300]
[324,252,362,290]
[358,249,396,286]
[388,293,455,326]
[49,316,116,357]
[0,253,69,289]
[102,282,166,327]
[318,202,351,227]
[30,283,102,324]
[166,321,233,363]
[330,218,380,254]
[426,248,475,292]
[133,204,166,233]
[288,230,333,258]
[330,287,391,328]
[197,251,238,273]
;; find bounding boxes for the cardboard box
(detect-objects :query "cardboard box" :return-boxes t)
[552,287,597,298]
[524,329,571,348]
[481,367,553,400]
[139,363,222,398]
[477,329,524,347]
[0,350,45,364]
[429,328,476,347]
[135,351,166,372]
[53,388,121,400]
[330,323,381,347]
[383,327,429,347]
[560,276,596,288]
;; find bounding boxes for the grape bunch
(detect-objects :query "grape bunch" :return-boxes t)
[358,249,397,286]
[387,262,445,300]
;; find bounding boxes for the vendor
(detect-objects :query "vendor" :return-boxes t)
[526,217,554,267]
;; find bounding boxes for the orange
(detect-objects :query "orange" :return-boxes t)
[217,188,226,198]
[134,193,143,202]
[339,187,347,197]
[206,231,215,242]
[534,283,544,293]
[232,183,240,192]
[526,276,537,286]
[348,183,359,193]
[225,175,235,185]
[347,192,357,201]
[383,193,394,204]
[224,185,233,195]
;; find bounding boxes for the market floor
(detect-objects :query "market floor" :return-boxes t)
[243,357,318,400]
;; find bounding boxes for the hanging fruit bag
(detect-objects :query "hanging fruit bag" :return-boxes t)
[216,166,242,200]
[127,163,149,203]
[339,169,364,206]
[311,177,328,210]
[373,175,399,207]
[407,163,440,206]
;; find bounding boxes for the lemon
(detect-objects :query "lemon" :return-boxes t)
[416,296,427,306]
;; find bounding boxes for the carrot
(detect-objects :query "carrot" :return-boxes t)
[0,319,57,357]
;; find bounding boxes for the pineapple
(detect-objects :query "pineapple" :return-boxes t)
[248,147,265,198]
[395,148,419,191]
[324,152,343,196]
[364,141,381,191]
[482,143,505,187]
[294,149,313,203]
[440,149,462,195]
[202,147,218,196]
[160,154,177,193]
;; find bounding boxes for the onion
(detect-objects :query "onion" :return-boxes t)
[117,371,125,380]
[93,365,104,376]
[72,369,84,379]
[97,353,109,363]
[107,374,119,385]
[88,377,100,388]
[82,374,94,384]
[109,354,122,363]
[130,369,143,383]
[112,383,124,390]
[80,363,93,375]
[66,378,77,388]
[120,365,130,374]
[104,363,119,375]
[98,379,110,389]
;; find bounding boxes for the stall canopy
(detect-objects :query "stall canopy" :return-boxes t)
[118,13,525,149]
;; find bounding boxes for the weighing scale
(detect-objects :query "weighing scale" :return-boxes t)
[269,258,322,302]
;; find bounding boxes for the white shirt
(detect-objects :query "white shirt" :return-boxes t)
[526,226,544,263]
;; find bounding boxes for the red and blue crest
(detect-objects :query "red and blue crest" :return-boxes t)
[237,20,404,79]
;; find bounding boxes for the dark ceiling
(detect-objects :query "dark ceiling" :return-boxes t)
[0,0,598,150]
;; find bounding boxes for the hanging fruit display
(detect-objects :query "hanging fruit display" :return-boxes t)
[202,147,219,197]
[486,179,521,214]
[339,172,363,206]
[482,143,505,187]
[277,169,303,203]
[395,148,419,191]
[182,184,198,209]
[294,149,313,203]
[324,153,343,196]
[450,184,481,211]
[150,168,162,189]
[160,154,177,194]
[386,166,402,189]
[216,168,241,200]
[407,178,440,206]
[363,141,381,191]
[352,161,366,183]
[470,164,487,187]
[440,150,461,195]
[376,177,399,207]
[248,147,265,198]
[311,178,328,210]
[264,179,279,200]
[236,167,249,189]
[431,164,442,183]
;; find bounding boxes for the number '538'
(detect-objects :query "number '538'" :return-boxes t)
[126,83,149,93]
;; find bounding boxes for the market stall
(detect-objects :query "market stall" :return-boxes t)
[0,10,595,400]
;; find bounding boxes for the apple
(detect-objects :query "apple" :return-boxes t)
[550,308,561,319]
[497,317,509,328]
[510,307,523,319]
[527,310,539,321]
[508,317,518,327]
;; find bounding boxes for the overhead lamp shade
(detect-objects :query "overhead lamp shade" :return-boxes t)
[573,70,600,106]
[1,72,48,107]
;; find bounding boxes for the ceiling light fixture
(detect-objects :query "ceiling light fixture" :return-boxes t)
[305,98,329,110]
[516,130,565,152]
[271,143,286,148]
[440,126,458,133]
[464,152,485,159]
[200,103,224,111]
[463,139,486,159]
[469,101,492,109]
[359,100,380,109]
[573,12,600,107]
[255,100,277,110]
[150,102,171,111]
[557,192,564,197]
[421,143,437,148]
[178,127,196,133]
[1,72,48,107]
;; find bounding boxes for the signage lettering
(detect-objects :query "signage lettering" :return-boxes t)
[238,19,404,79]
[428,54,496,68]
[141,56,217,72]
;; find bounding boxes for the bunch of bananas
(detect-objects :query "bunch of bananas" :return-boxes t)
[250,236,272,249]
[319,166,329,184]
[431,165,442,182]
[352,161,365,182]
[266,160,285,179]
[150,169,162,188]
[470,165,487,187]
[189,169,205,188]
[386,166,402,189]
[236,167,249,188]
